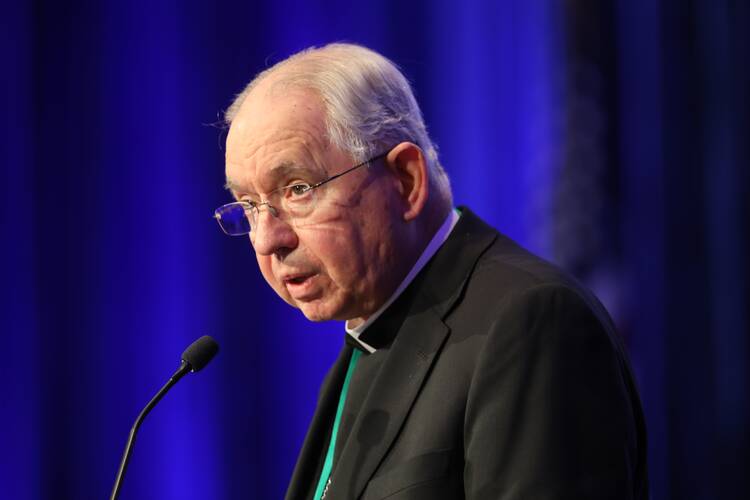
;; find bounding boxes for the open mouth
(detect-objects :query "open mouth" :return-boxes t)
[282,272,317,290]
[282,273,319,300]
[286,276,308,285]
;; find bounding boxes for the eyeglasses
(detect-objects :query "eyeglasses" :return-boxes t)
[214,151,389,236]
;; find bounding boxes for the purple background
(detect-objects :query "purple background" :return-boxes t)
[1,1,748,499]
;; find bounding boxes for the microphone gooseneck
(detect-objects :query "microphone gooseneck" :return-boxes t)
[110,336,219,500]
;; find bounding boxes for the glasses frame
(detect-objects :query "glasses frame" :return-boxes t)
[214,150,390,236]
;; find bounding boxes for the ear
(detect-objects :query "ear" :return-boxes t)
[385,142,429,221]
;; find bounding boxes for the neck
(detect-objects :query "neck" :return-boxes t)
[346,205,454,329]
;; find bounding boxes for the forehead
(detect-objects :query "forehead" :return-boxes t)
[225,84,330,188]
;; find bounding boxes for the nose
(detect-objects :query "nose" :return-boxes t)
[250,208,298,256]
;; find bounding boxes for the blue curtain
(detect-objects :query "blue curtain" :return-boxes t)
[1,1,747,498]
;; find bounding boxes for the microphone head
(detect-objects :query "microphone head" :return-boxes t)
[181,335,219,372]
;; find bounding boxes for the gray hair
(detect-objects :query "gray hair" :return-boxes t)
[225,43,452,205]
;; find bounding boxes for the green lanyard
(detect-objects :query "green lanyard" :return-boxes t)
[313,348,362,500]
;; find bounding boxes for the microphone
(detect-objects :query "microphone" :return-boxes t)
[110,335,219,500]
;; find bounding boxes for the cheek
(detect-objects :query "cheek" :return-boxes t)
[256,255,292,302]
[312,228,370,288]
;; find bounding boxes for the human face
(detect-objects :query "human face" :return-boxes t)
[224,83,404,324]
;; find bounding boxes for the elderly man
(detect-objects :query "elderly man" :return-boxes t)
[215,43,648,500]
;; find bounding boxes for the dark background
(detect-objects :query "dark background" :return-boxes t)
[1,1,748,499]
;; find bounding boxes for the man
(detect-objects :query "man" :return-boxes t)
[215,43,649,499]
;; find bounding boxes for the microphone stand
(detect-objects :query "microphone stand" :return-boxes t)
[110,362,191,500]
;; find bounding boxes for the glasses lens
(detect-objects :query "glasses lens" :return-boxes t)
[215,203,251,236]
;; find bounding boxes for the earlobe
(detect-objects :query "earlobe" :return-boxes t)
[387,142,429,222]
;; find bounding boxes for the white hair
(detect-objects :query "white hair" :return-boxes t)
[225,43,452,206]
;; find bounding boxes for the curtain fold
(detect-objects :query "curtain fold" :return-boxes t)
[1,0,747,498]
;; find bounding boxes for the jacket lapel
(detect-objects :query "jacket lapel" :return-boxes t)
[285,344,354,500]
[326,208,499,499]
[327,308,450,500]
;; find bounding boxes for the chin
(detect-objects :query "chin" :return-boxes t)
[296,296,354,323]
[297,304,335,322]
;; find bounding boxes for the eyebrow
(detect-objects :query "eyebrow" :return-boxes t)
[224,161,325,194]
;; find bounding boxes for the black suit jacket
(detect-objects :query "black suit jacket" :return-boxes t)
[285,208,649,500]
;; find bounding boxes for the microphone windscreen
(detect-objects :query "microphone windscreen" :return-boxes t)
[181,335,219,372]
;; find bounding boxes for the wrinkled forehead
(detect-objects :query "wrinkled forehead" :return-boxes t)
[226,83,329,157]
[225,85,333,191]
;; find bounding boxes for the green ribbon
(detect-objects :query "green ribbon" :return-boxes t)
[313,348,362,500]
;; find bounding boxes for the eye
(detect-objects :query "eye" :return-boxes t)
[287,183,312,197]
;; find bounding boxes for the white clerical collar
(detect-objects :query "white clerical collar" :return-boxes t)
[345,208,461,353]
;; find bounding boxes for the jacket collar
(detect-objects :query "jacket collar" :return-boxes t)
[323,207,498,499]
[346,209,460,352]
